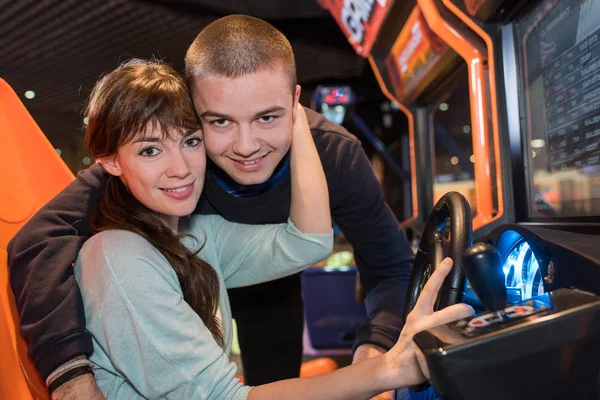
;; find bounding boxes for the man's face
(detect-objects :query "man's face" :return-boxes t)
[190,68,299,185]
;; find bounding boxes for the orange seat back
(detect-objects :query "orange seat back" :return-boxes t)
[0,78,74,399]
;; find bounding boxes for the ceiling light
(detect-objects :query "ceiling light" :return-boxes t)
[24,90,35,99]
[450,156,459,165]
[439,103,449,111]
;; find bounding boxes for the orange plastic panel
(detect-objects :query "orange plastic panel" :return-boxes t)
[417,0,500,229]
[368,56,419,225]
[442,0,505,226]
[0,77,74,399]
[299,357,339,378]
[0,78,73,249]
[1,250,48,400]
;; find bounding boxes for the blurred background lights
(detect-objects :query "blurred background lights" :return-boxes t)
[530,139,546,148]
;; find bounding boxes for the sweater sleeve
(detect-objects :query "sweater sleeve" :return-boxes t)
[329,141,415,351]
[7,163,108,379]
[201,215,333,288]
[76,230,251,400]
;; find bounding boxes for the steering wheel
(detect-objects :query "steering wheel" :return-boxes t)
[403,192,473,322]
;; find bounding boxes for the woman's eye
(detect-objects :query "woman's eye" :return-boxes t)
[184,137,202,147]
[211,119,230,128]
[139,147,160,157]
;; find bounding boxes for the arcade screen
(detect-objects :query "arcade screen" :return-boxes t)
[517,0,600,218]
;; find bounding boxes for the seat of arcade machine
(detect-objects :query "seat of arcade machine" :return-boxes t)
[0,77,75,399]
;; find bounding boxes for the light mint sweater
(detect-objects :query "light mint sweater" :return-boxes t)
[74,214,333,399]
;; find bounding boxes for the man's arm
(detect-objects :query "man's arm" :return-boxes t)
[328,141,414,352]
[8,163,108,380]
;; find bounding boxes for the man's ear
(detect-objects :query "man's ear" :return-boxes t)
[293,84,301,120]
[98,156,122,177]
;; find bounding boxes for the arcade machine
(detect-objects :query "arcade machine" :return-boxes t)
[321,0,600,398]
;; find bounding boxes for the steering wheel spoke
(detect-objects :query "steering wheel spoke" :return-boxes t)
[403,192,473,322]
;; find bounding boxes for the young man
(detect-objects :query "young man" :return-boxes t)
[8,15,414,399]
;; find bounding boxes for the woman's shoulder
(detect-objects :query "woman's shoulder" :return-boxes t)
[183,214,232,237]
[82,229,155,255]
[79,230,174,278]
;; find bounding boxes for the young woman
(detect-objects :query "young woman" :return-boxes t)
[73,59,472,400]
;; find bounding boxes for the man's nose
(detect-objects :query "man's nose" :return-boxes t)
[232,125,261,157]
[166,150,191,178]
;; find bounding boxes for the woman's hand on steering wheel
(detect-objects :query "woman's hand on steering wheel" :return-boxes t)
[384,257,474,388]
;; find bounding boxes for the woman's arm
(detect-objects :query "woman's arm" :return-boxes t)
[289,103,331,234]
[247,258,474,400]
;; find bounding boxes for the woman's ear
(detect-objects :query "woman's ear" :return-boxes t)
[98,156,122,177]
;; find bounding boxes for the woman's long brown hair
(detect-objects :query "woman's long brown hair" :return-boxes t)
[85,59,223,346]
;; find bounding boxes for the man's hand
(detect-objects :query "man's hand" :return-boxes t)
[51,373,105,400]
[353,344,394,400]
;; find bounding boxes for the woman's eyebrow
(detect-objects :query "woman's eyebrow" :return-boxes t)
[133,136,160,143]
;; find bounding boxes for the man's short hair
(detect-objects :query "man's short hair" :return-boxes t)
[185,15,297,93]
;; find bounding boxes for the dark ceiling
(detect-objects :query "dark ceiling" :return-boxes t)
[0,0,377,170]
[1,0,472,183]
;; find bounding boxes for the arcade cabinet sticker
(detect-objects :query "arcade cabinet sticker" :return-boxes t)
[319,0,390,57]
[385,6,449,101]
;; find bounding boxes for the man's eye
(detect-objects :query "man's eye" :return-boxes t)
[184,137,202,147]
[211,119,230,128]
[258,116,276,124]
[139,147,160,157]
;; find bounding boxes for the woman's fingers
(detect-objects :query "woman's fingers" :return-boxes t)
[415,257,454,313]
[422,303,474,331]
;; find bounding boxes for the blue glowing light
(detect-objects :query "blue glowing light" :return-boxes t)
[502,241,545,302]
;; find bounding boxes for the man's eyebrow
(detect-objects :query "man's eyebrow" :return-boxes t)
[252,106,286,120]
[199,111,233,120]
[199,106,286,120]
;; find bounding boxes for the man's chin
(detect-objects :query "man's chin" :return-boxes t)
[222,166,272,186]
[234,175,270,186]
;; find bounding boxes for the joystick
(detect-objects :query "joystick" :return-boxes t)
[462,243,507,312]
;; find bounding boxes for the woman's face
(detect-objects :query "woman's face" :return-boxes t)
[102,123,206,228]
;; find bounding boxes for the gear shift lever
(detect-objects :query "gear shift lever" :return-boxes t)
[462,243,507,312]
